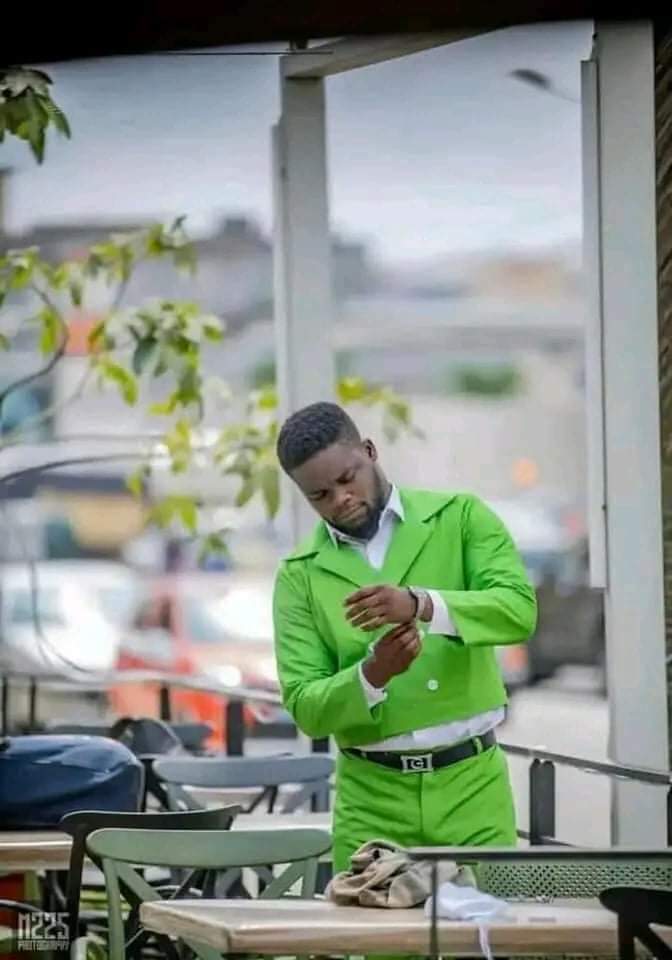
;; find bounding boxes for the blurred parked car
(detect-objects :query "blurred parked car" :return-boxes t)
[524,538,604,689]
[110,574,292,747]
[488,498,605,694]
[0,562,123,675]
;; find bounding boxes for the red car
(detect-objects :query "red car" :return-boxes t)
[109,574,285,748]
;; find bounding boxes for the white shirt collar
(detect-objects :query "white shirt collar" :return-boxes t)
[326,485,404,547]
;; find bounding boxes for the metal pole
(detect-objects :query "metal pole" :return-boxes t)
[158,684,171,722]
[226,700,245,756]
[430,859,439,960]
[1,675,8,736]
[27,677,37,732]
[529,759,556,845]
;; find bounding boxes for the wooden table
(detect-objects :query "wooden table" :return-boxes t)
[139,896,662,956]
[0,813,332,873]
[0,831,73,872]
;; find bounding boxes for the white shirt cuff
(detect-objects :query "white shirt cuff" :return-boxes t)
[358,662,387,708]
[427,590,459,637]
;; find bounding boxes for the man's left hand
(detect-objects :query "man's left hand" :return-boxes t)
[345,585,417,631]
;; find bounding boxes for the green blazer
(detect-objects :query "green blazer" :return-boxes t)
[273,489,537,749]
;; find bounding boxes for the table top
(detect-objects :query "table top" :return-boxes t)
[139,896,651,956]
[0,831,73,871]
[0,813,332,872]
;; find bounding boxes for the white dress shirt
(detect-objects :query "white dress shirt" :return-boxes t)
[326,486,505,751]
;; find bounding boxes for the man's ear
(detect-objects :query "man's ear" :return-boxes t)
[363,439,378,461]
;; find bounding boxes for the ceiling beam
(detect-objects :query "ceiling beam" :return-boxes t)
[282,29,493,79]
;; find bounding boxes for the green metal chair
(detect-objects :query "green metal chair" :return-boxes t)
[60,804,241,946]
[86,826,332,960]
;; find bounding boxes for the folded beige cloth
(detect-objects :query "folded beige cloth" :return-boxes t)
[326,839,476,908]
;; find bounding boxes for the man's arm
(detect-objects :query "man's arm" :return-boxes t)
[438,495,537,647]
[273,562,379,739]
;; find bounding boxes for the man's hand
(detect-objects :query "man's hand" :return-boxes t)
[345,585,417,630]
[361,622,422,689]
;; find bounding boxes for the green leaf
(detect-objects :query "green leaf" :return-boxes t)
[126,465,150,498]
[256,386,278,411]
[198,532,230,564]
[87,320,105,351]
[99,359,138,405]
[132,338,159,376]
[0,332,9,350]
[235,475,257,509]
[149,495,198,534]
[69,278,83,307]
[386,397,411,426]
[50,264,69,290]
[45,100,71,138]
[337,377,370,404]
[177,497,198,534]
[38,306,62,355]
[149,395,178,416]
[162,418,193,474]
[259,464,280,518]
[203,323,224,342]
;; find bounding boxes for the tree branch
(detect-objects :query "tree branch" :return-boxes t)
[0,285,68,409]
[0,334,68,409]
[0,364,95,453]
[0,502,97,675]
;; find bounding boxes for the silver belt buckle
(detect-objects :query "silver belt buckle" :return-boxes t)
[400,753,433,773]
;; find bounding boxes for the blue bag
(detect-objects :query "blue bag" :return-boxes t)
[0,735,144,827]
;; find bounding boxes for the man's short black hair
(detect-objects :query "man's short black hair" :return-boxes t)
[276,401,361,473]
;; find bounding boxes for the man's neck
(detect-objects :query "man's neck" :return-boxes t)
[326,482,400,546]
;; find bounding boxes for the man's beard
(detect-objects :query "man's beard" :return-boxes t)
[333,473,388,541]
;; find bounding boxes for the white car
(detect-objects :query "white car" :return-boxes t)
[0,562,130,675]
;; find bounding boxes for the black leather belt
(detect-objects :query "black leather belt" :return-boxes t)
[344,729,497,773]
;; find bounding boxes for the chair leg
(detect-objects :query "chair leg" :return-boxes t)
[636,924,672,960]
[618,919,636,960]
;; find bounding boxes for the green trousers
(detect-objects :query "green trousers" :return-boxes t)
[332,742,517,873]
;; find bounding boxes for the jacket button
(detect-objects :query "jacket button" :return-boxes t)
[427,679,439,691]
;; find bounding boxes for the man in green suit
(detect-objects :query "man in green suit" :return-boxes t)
[273,401,537,872]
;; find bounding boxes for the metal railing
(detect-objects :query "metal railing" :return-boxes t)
[499,740,672,845]
[2,669,671,844]
[0,669,290,758]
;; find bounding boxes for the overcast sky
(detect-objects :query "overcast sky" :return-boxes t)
[1,21,593,264]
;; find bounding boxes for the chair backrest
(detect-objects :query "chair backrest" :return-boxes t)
[600,887,672,960]
[59,805,241,943]
[153,754,334,813]
[87,827,332,960]
[479,858,672,900]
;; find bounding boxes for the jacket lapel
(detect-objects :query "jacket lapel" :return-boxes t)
[381,492,432,586]
[313,536,382,588]
[298,523,380,588]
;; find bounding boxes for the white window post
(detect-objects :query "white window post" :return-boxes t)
[584,20,669,843]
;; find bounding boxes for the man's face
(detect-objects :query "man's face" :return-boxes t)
[291,440,388,540]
